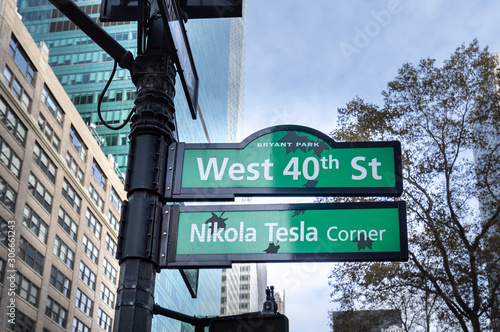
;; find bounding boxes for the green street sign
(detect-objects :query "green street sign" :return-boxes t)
[164,125,403,200]
[160,201,408,268]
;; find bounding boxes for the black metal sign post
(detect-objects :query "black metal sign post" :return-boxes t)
[44,0,244,331]
[113,18,176,332]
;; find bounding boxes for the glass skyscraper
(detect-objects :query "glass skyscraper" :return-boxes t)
[17,0,246,330]
[17,0,245,170]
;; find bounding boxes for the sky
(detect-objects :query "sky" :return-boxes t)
[242,1,500,331]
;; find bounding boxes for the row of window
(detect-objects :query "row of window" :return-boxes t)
[5,33,66,132]
[41,86,64,126]
[58,207,78,241]
[48,15,128,34]
[0,96,28,146]
[38,113,61,151]
[33,141,57,183]
[7,307,111,331]
[3,66,32,112]
[61,69,131,88]
[89,183,104,212]
[72,88,136,105]
[6,230,118,286]
[23,204,48,243]
[66,152,84,184]
[27,171,119,221]
[0,135,22,178]
[28,172,53,212]
[3,63,64,135]
[0,175,16,212]
[69,125,87,161]
[45,30,136,49]
[8,36,36,86]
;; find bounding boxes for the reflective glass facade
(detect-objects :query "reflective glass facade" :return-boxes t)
[17,0,246,330]
[18,0,245,171]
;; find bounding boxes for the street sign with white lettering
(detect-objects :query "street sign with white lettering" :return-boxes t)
[164,125,403,200]
[160,201,408,268]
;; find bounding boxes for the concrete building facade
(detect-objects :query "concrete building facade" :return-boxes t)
[220,263,267,316]
[13,0,247,330]
[0,0,126,330]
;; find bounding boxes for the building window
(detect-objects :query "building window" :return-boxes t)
[98,308,113,332]
[69,126,87,161]
[239,293,250,300]
[22,204,48,244]
[33,142,57,183]
[50,265,71,298]
[85,209,102,239]
[0,217,8,247]
[6,310,35,331]
[18,237,44,275]
[82,234,99,264]
[62,178,81,213]
[28,173,52,212]
[239,303,249,310]
[79,261,96,290]
[0,257,5,283]
[0,136,22,178]
[37,113,60,150]
[41,86,64,126]
[20,90,31,112]
[89,183,104,211]
[0,96,28,146]
[92,160,107,189]
[240,266,250,272]
[15,272,40,306]
[54,235,75,269]
[8,35,36,85]
[11,77,22,98]
[57,207,78,241]
[103,257,117,284]
[105,233,117,257]
[65,152,84,184]
[240,275,249,281]
[110,187,122,211]
[45,296,68,328]
[3,66,13,85]
[108,210,119,234]
[3,66,32,113]
[100,283,115,308]
[240,284,249,290]
[75,288,94,316]
[0,176,17,212]
[73,317,90,332]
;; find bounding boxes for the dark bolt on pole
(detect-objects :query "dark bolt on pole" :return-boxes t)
[113,17,176,332]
